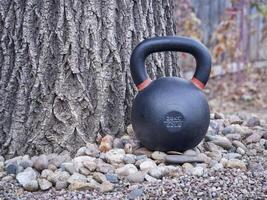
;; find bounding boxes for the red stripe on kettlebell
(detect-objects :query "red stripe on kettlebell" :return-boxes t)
[137,78,152,91]
[192,77,205,90]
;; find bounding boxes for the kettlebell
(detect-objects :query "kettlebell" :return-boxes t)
[130,36,212,152]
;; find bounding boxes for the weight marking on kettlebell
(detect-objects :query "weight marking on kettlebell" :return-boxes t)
[163,111,184,131]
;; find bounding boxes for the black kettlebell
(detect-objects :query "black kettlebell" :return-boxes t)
[130,36,212,152]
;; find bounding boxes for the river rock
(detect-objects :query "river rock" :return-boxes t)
[83,160,97,172]
[245,132,263,144]
[113,138,124,149]
[105,149,125,164]
[148,166,167,179]
[68,181,94,191]
[232,140,247,150]
[99,135,114,153]
[211,163,224,171]
[165,155,204,164]
[93,172,107,183]
[226,134,241,140]
[105,173,118,183]
[76,147,87,156]
[206,135,232,149]
[236,147,246,155]
[18,156,33,169]
[123,154,136,164]
[73,156,95,171]
[100,181,114,192]
[38,178,52,191]
[67,172,87,184]
[139,160,157,171]
[128,188,144,200]
[61,162,75,174]
[85,143,100,157]
[124,143,133,154]
[226,159,247,170]
[33,155,48,171]
[55,181,68,190]
[145,174,158,182]
[224,153,242,160]
[134,147,152,157]
[126,124,134,135]
[182,163,194,174]
[6,163,18,175]
[127,171,145,183]
[96,161,115,174]
[79,167,91,176]
[47,170,70,185]
[151,151,167,162]
[116,164,138,176]
[191,166,205,177]
[16,167,38,190]
[246,116,260,127]
[40,169,53,178]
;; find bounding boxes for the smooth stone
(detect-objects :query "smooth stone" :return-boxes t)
[220,158,228,167]
[206,151,222,161]
[134,147,152,157]
[245,132,263,144]
[73,156,95,171]
[0,156,4,162]
[5,156,22,166]
[148,166,167,179]
[0,162,4,172]
[127,171,145,183]
[85,143,100,157]
[105,149,125,164]
[227,115,243,125]
[236,147,246,155]
[48,153,72,168]
[47,164,57,171]
[105,173,118,183]
[206,135,232,149]
[128,188,144,200]
[68,181,94,191]
[214,112,224,119]
[79,167,91,176]
[135,155,148,161]
[198,153,212,164]
[96,162,115,174]
[126,124,134,135]
[61,162,75,174]
[55,181,68,190]
[191,166,205,177]
[83,160,97,172]
[93,172,107,183]
[40,169,53,179]
[165,155,204,164]
[100,181,114,192]
[24,180,39,192]
[113,138,124,149]
[124,143,133,154]
[211,163,224,171]
[116,164,138,176]
[47,170,70,185]
[38,178,52,191]
[16,167,37,188]
[6,164,17,175]
[151,151,167,162]
[205,142,224,152]
[76,147,87,156]
[246,116,260,127]
[183,149,197,156]
[67,172,87,184]
[2,175,13,181]
[33,155,48,171]
[123,154,136,164]
[18,156,33,169]
[99,135,114,153]
[232,140,247,150]
[144,174,158,182]
[226,134,241,141]
[224,153,242,160]
[226,159,247,170]
[139,160,157,171]
[166,151,183,155]
[182,163,194,174]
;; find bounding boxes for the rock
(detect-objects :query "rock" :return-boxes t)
[148,166,167,179]
[211,163,224,171]
[68,181,94,191]
[5,156,22,166]
[105,173,119,183]
[16,167,37,189]
[47,170,70,185]
[85,143,100,157]
[0,162,4,172]
[55,181,68,190]
[227,115,243,125]
[0,156,4,162]
[165,155,204,164]
[226,134,241,141]
[33,155,48,171]
[151,151,167,162]
[83,160,97,172]
[73,156,95,171]
[245,132,263,144]
[16,165,24,174]
[61,162,75,174]
[214,112,224,119]
[198,153,212,164]
[134,147,153,157]
[113,138,124,149]
[182,163,194,174]
[47,164,57,171]
[191,166,205,177]
[100,181,114,192]
[6,164,17,175]
[135,155,148,161]
[24,180,39,192]
[206,135,232,149]
[226,159,247,170]
[145,174,158,182]
[124,143,133,154]
[40,169,53,179]
[96,161,115,174]
[67,172,87,184]
[128,188,143,200]
[166,151,183,155]
[123,154,136,164]
[79,167,91,176]
[116,164,138,176]
[76,147,87,156]
[48,153,71,168]
[236,147,246,155]
[127,171,145,183]
[232,140,247,150]
[1,175,13,182]
[18,156,33,169]
[224,153,242,160]
[38,178,52,191]
[126,124,134,135]
[93,172,107,183]
[205,142,224,152]
[183,149,197,156]
[99,135,114,152]
[139,160,157,171]
[263,132,267,140]
[246,116,260,127]
[206,151,222,161]
[105,149,125,164]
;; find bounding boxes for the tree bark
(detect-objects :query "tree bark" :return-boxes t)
[0,0,179,157]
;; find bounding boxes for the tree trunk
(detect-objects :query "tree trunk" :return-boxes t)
[0,0,179,157]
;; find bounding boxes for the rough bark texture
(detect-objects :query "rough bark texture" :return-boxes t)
[0,0,179,157]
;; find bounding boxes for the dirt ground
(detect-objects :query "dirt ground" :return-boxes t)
[206,66,267,121]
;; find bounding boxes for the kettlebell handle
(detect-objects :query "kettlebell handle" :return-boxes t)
[130,36,211,90]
